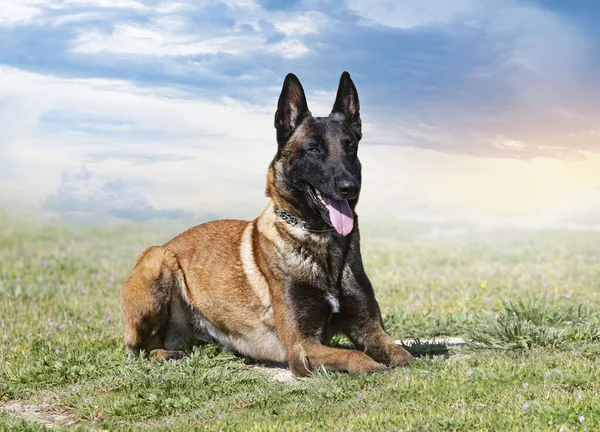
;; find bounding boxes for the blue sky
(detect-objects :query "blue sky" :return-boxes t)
[1,0,599,225]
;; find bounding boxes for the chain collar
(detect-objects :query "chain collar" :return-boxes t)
[275,209,336,233]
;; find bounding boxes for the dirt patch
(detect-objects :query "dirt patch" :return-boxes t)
[240,361,302,384]
[2,399,79,429]
[251,363,302,384]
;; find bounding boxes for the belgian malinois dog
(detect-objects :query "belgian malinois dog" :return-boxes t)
[120,72,413,376]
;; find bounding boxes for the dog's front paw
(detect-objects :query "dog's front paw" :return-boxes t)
[387,345,413,367]
[352,359,387,375]
[345,351,387,375]
[149,349,189,361]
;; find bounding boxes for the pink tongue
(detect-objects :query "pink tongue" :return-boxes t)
[324,197,354,236]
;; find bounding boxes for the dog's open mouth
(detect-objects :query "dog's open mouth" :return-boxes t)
[306,185,354,236]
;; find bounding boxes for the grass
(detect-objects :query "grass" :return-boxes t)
[1,214,600,430]
[469,300,600,350]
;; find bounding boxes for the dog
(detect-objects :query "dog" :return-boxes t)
[120,72,413,376]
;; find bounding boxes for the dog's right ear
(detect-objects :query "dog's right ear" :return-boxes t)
[274,73,310,149]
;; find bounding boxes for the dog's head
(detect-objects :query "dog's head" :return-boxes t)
[267,72,362,236]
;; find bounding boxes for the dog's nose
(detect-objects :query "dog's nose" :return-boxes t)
[337,179,360,198]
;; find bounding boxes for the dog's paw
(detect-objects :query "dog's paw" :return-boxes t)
[387,345,413,367]
[355,361,387,375]
[347,353,387,375]
[150,349,189,361]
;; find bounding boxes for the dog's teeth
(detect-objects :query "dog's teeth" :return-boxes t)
[314,189,326,206]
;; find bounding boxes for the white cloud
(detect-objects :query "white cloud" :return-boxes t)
[347,0,598,159]
[491,137,527,151]
[271,11,329,36]
[346,0,477,29]
[48,12,106,26]
[0,66,276,210]
[348,0,589,94]
[0,0,43,25]
[72,23,267,56]
[268,38,310,59]
[63,1,328,58]
[0,66,272,142]
[58,0,146,9]
[44,165,187,220]
[0,0,328,60]
[0,0,148,26]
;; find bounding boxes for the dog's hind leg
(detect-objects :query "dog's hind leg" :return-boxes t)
[120,246,187,360]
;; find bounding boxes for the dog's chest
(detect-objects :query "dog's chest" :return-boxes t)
[285,241,345,288]
[324,291,340,313]
[285,240,348,315]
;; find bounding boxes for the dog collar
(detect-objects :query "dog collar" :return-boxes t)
[275,209,336,233]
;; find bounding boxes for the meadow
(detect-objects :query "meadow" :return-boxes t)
[1,214,599,431]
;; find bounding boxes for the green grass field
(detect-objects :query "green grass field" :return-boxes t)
[1,215,599,431]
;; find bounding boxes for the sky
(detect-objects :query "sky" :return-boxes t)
[1,0,600,227]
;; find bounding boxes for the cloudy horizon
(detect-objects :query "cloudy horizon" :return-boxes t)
[1,0,600,228]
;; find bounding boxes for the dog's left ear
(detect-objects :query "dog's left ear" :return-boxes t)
[331,71,361,139]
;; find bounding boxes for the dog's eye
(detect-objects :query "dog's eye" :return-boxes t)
[307,147,322,155]
[343,138,357,153]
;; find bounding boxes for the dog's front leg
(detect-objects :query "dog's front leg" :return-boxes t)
[288,339,386,377]
[338,265,413,368]
[271,281,385,377]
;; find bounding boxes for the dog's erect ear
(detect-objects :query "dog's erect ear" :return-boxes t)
[274,73,310,149]
[331,71,361,139]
